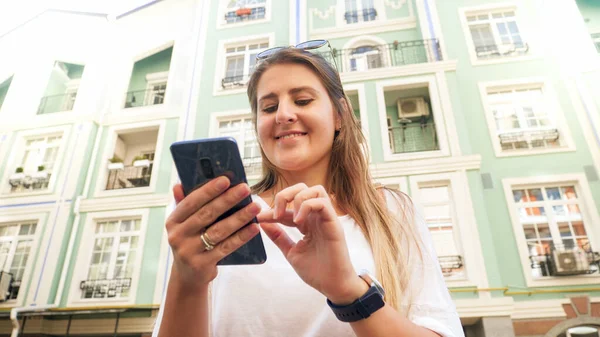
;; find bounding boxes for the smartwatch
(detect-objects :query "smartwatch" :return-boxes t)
[327,270,385,322]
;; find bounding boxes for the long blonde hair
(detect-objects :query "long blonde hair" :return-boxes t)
[246,49,422,312]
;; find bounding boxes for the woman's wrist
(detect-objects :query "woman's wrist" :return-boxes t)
[170,264,211,294]
[326,276,370,305]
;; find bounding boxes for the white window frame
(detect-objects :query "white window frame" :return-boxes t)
[94,120,166,198]
[209,110,262,179]
[342,35,391,73]
[409,172,488,288]
[375,75,451,162]
[213,33,274,96]
[502,174,600,287]
[344,83,371,157]
[217,0,272,29]
[479,77,576,158]
[342,0,379,25]
[0,125,70,197]
[67,208,149,306]
[0,214,43,308]
[459,3,537,66]
[144,71,169,106]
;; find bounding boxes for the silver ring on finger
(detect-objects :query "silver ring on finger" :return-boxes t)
[200,231,216,251]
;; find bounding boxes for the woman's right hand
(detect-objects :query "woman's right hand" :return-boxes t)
[165,176,261,287]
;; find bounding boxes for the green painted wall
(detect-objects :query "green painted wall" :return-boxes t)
[60,211,86,306]
[39,62,84,114]
[0,76,12,110]
[127,46,173,93]
[577,0,600,32]
[136,206,166,304]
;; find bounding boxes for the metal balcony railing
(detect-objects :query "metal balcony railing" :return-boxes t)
[80,278,132,299]
[475,42,529,59]
[37,92,77,114]
[224,6,266,24]
[498,128,559,151]
[8,173,51,193]
[124,88,166,108]
[529,243,600,277]
[438,255,464,277]
[317,39,442,72]
[388,122,438,154]
[221,74,252,89]
[106,164,153,190]
[8,279,20,300]
[344,8,377,24]
[592,33,600,53]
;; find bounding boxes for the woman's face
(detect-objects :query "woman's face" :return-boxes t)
[256,63,340,173]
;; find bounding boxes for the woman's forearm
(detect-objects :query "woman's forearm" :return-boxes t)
[157,271,210,337]
[350,304,441,337]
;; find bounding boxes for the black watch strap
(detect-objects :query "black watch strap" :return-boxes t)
[327,286,385,322]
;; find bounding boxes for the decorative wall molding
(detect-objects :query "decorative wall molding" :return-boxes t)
[310,6,336,19]
[79,193,171,212]
[370,154,481,178]
[384,0,407,10]
[341,60,457,83]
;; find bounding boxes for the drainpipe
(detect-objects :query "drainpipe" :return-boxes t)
[10,304,56,337]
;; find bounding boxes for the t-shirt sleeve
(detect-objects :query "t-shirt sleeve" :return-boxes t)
[384,190,464,337]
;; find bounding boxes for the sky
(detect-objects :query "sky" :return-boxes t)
[0,0,152,36]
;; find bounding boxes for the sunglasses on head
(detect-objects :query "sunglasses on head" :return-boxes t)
[256,39,338,70]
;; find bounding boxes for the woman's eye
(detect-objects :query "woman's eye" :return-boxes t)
[262,105,277,113]
[296,99,313,106]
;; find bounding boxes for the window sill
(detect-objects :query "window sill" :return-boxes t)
[68,297,133,307]
[494,145,576,158]
[1,188,54,198]
[217,18,270,30]
[525,273,600,288]
[470,54,540,67]
[383,149,447,162]
[213,87,248,97]
[94,185,155,199]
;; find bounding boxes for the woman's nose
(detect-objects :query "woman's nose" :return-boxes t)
[275,101,298,125]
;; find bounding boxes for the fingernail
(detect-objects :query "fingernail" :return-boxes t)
[237,184,250,197]
[248,203,260,214]
[216,177,229,190]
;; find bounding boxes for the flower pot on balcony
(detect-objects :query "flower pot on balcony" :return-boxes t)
[236,7,252,16]
[133,159,151,168]
[31,171,48,180]
[8,173,25,187]
[108,162,125,170]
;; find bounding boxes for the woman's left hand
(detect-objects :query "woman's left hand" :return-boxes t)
[257,183,368,305]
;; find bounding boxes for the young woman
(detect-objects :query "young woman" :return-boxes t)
[153,46,464,337]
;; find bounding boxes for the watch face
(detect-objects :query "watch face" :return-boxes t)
[359,269,385,298]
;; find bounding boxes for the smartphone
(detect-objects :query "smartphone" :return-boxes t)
[170,137,267,265]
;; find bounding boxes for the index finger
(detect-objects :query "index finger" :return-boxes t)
[168,176,231,223]
[273,183,308,219]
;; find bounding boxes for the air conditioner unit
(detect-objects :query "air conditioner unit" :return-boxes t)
[552,248,589,276]
[0,272,12,302]
[397,97,429,119]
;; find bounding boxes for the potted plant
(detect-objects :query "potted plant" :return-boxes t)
[107,156,124,170]
[393,40,399,50]
[31,165,48,179]
[9,167,26,187]
[132,155,150,168]
[236,7,252,16]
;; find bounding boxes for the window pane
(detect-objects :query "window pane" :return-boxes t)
[558,222,572,238]
[537,223,551,239]
[513,189,525,203]
[419,186,449,203]
[527,189,543,202]
[572,221,587,236]
[546,187,560,200]
[561,186,577,199]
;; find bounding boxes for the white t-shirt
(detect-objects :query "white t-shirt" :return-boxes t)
[153,192,464,337]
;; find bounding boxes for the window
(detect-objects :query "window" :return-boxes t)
[38,62,84,114]
[511,185,596,278]
[349,45,384,71]
[466,9,527,60]
[80,218,140,299]
[592,33,600,53]
[217,118,260,160]
[144,82,166,105]
[224,0,267,24]
[0,222,37,300]
[9,135,62,193]
[105,129,158,191]
[486,86,560,152]
[222,42,268,89]
[418,183,464,279]
[344,0,377,24]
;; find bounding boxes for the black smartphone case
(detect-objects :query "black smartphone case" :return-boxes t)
[170,137,267,265]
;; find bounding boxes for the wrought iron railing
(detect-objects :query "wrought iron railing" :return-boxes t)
[80,278,132,299]
[388,122,438,154]
[317,39,442,72]
[8,173,51,193]
[529,244,600,277]
[498,128,559,151]
[37,92,77,114]
[344,8,377,24]
[475,42,529,59]
[106,164,153,190]
[438,255,464,277]
[221,74,252,89]
[124,88,166,108]
[225,6,266,24]
[8,279,20,300]
[592,33,600,53]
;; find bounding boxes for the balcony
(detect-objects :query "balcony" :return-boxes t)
[0,272,21,302]
[438,255,464,277]
[105,129,157,191]
[529,244,600,277]
[592,33,600,53]
[37,92,77,114]
[498,128,560,151]
[80,278,132,299]
[222,74,251,89]
[106,164,152,190]
[318,39,442,73]
[124,87,166,108]
[8,169,51,193]
[475,42,529,60]
[344,8,377,24]
[389,122,438,154]
[224,6,266,24]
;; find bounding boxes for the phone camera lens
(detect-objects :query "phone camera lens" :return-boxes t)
[200,158,215,178]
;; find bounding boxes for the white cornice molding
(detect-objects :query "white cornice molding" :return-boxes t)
[309,17,416,40]
[79,193,171,213]
[455,297,514,318]
[341,60,458,84]
[512,299,568,320]
[370,154,481,178]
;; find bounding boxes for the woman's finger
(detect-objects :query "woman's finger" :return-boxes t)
[173,184,185,204]
[203,202,261,245]
[204,222,261,263]
[294,198,337,226]
[273,183,308,219]
[169,176,230,223]
[260,222,295,257]
[292,186,327,219]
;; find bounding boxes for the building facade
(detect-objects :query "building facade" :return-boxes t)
[0,0,598,336]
